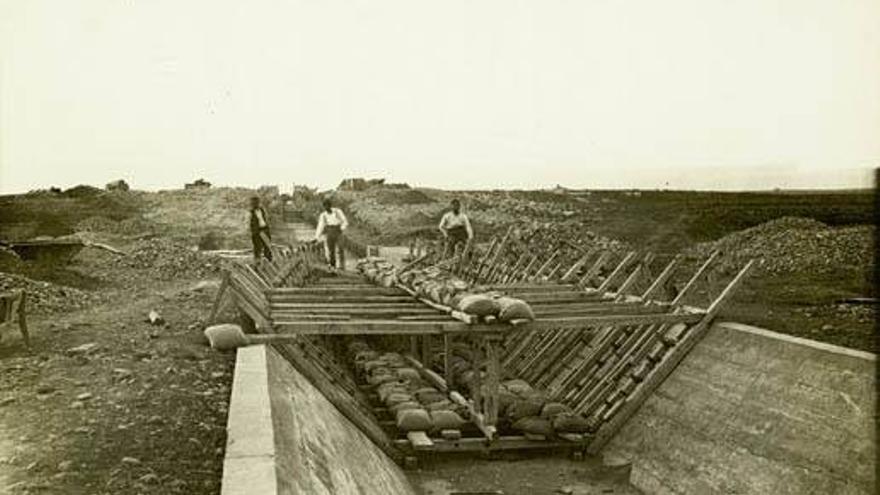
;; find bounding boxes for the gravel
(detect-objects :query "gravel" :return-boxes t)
[689,216,873,276]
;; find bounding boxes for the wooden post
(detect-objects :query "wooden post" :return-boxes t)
[17,291,30,348]
[208,272,231,324]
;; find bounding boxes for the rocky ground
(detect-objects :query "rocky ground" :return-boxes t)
[0,203,237,494]
[0,184,874,494]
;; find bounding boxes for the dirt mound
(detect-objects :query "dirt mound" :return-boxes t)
[0,272,99,314]
[691,216,873,275]
[76,215,159,236]
[374,188,435,205]
[110,238,222,281]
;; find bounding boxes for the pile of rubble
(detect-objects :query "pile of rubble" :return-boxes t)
[690,217,873,276]
[76,216,158,236]
[111,238,221,281]
[0,272,99,314]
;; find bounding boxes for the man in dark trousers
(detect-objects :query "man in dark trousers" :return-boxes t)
[315,198,349,269]
[249,196,273,262]
[438,198,473,258]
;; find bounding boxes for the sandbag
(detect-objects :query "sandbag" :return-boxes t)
[363,360,387,373]
[507,396,545,421]
[552,412,591,433]
[395,367,421,381]
[425,399,454,411]
[390,401,422,414]
[502,379,534,397]
[396,408,433,432]
[496,388,518,416]
[367,371,397,386]
[430,410,465,431]
[385,392,415,408]
[511,416,554,436]
[414,389,447,406]
[378,385,409,402]
[496,297,535,322]
[455,293,501,316]
[540,402,570,420]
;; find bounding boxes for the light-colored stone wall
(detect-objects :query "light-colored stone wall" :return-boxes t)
[222,345,415,495]
[604,322,876,495]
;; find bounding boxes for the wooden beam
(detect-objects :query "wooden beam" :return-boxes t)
[269,287,404,296]
[596,251,637,293]
[407,431,434,450]
[393,435,588,453]
[671,251,720,306]
[587,259,756,454]
[578,251,611,289]
[268,296,416,304]
[641,255,681,302]
[561,249,596,282]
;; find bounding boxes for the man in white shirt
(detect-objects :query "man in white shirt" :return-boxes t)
[438,199,473,258]
[315,198,349,269]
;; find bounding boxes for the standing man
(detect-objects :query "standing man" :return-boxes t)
[438,198,473,258]
[249,196,273,262]
[315,198,349,269]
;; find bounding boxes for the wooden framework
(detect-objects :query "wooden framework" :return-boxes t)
[211,241,755,462]
[0,290,29,348]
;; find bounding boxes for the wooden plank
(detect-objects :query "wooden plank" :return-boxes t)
[407,431,434,450]
[545,261,565,281]
[272,313,703,335]
[207,272,231,324]
[596,251,637,293]
[614,265,642,300]
[587,259,756,454]
[671,250,719,306]
[393,435,588,453]
[531,250,560,281]
[534,304,670,318]
[271,307,438,316]
[481,283,577,292]
[578,251,611,289]
[268,295,416,304]
[269,287,404,296]
[271,342,404,463]
[269,302,428,310]
[561,249,596,282]
[641,255,681,301]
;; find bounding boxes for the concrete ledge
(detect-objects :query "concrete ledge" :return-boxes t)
[222,346,277,495]
[716,321,876,361]
[221,345,415,495]
[604,321,877,495]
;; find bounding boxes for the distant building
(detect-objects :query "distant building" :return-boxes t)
[105,179,130,192]
[184,178,211,190]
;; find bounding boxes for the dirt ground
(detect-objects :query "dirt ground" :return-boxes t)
[407,452,637,495]
[0,185,874,494]
[0,276,233,495]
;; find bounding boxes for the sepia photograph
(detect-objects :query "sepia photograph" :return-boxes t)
[0,1,877,494]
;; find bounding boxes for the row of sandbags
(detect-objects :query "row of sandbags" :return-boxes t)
[357,258,536,322]
[444,343,590,436]
[357,257,399,287]
[347,341,467,434]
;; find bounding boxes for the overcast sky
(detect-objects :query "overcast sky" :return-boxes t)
[1,0,878,193]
